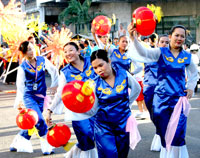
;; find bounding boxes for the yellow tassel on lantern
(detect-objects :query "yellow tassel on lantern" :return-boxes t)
[63,141,76,151]
[28,126,44,140]
[81,79,95,96]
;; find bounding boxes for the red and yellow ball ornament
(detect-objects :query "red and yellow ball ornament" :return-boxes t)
[92,15,111,36]
[61,80,95,113]
[47,123,71,148]
[132,7,156,36]
[16,108,38,130]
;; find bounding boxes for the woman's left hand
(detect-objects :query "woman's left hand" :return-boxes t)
[184,89,193,99]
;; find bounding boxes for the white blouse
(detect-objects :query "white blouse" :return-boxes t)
[14,57,59,108]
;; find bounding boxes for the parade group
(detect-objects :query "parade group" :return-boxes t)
[0,1,200,158]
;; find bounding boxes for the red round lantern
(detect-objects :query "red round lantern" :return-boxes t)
[16,109,38,129]
[132,7,156,36]
[92,15,111,36]
[61,80,95,113]
[47,123,71,147]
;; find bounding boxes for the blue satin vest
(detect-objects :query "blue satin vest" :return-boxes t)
[110,49,131,71]
[155,47,191,96]
[94,68,131,124]
[144,62,158,86]
[21,56,46,96]
[61,57,97,82]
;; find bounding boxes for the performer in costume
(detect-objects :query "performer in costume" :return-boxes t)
[110,35,143,75]
[91,26,115,56]
[10,41,59,154]
[91,49,141,158]
[46,42,98,158]
[143,34,169,152]
[128,24,198,157]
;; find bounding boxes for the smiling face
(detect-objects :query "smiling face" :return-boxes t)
[169,28,186,49]
[64,44,80,63]
[91,58,112,79]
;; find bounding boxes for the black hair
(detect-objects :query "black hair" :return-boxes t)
[149,33,157,43]
[79,43,85,49]
[91,49,109,63]
[63,41,79,51]
[158,34,168,43]
[118,35,126,42]
[169,25,186,36]
[19,41,30,54]
[84,40,89,45]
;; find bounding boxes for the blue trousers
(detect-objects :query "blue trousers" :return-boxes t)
[19,94,48,140]
[143,85,156,121]
[72,117,95,151]
[152,94,187,147]
[94,119,129,158]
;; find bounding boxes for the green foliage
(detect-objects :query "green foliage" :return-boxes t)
[58,0,105,26]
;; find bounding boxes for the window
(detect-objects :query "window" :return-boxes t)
[156,16,196,42]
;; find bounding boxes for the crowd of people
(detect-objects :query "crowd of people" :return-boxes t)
[1,20,199,158]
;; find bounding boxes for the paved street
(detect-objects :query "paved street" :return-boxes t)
[0,80,200,158]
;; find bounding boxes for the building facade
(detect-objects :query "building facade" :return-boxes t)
[1,0,200,42]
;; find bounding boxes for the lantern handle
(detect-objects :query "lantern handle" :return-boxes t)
[48,123,56,131]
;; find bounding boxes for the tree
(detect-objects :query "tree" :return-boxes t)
[58,0,105,34]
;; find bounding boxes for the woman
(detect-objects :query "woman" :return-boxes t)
[110,35,143,75]
[91,49,141,158]
[128,24,198,157]
[91,26,115,56]
[110,35,149,119]
[10,41,59,154]
[46,42,98,158]
[143,34,169,151]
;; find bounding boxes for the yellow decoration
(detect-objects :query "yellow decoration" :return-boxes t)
[81,79,95,96]
[43,28,72,67]
[27,68,35,73]
[114,51,121,58]
[28,126,44,141]
[122,56,127,60]
[108,14,116,26]
[63,141,76,151]
[37,62,43,71]
[86,66,92,77]
[71,74,82,80]
[89,96,95,104]
[147,4,163,23]
[26,14,48,33]
[62,91,72,98]
[98,87,112,95]
[76,94,84,102]
[18,116,23,123]
[178,57,188,63]
[73,82,82,90]
[116,79,126,93]
[49,130,55,136]
[137,19,142,25]
[164,55,174,62]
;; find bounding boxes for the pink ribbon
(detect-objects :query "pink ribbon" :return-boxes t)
[35,94,51,110]
[126,114,141,150]
[165,96,191,151]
